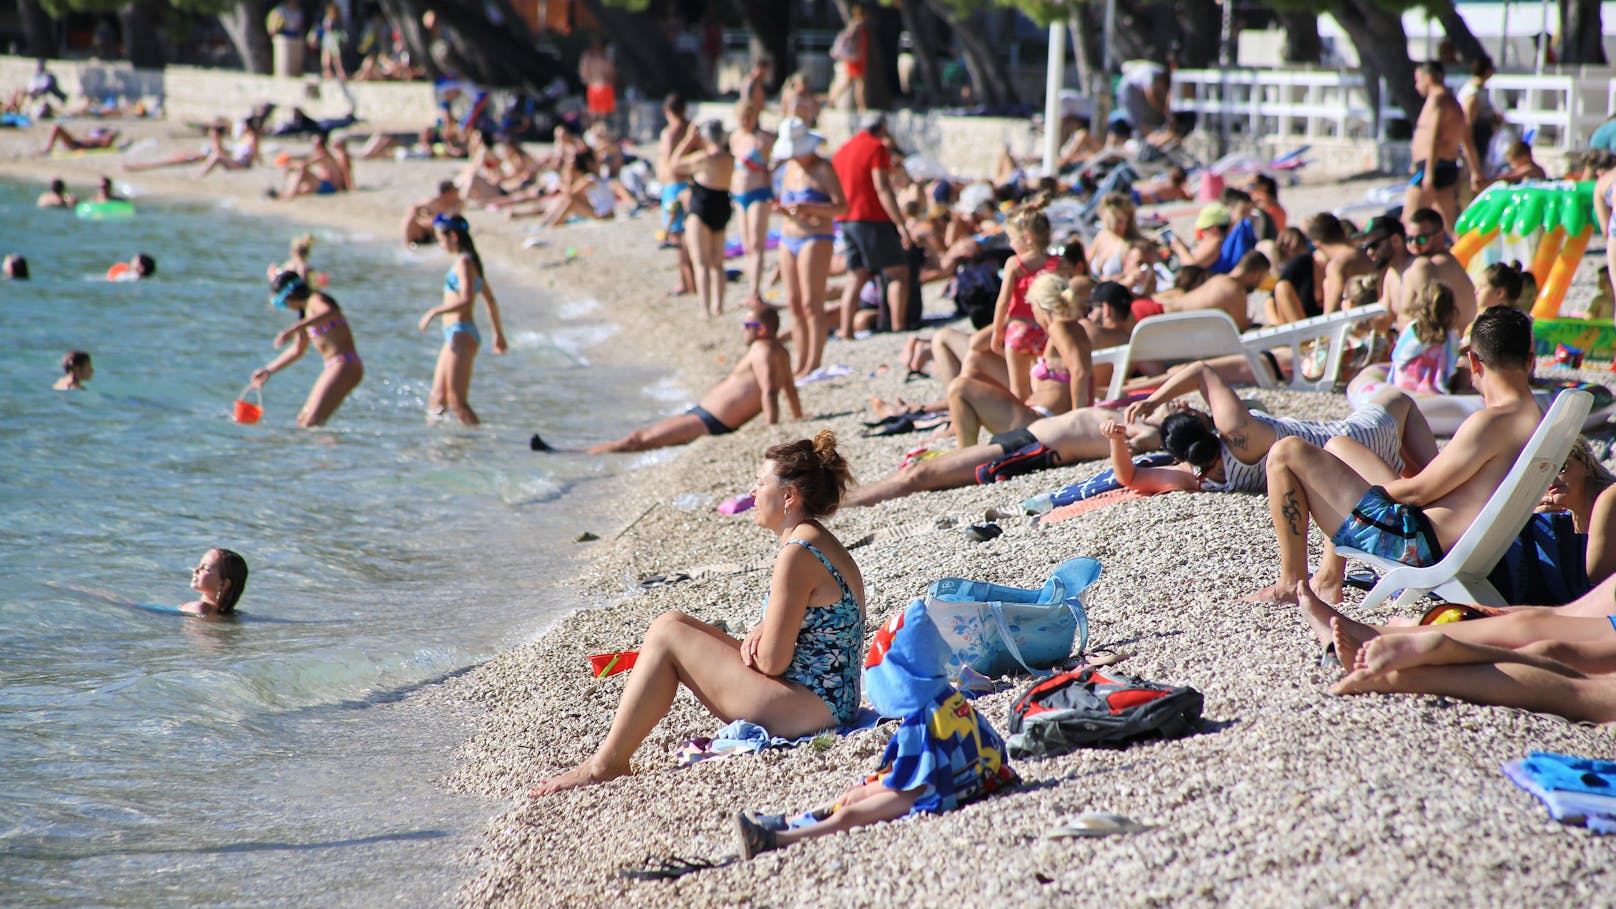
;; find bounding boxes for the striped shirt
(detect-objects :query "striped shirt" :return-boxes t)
[1208,404,1403,494]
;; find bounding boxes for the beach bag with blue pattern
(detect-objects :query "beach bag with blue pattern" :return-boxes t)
[923,558,1098,681]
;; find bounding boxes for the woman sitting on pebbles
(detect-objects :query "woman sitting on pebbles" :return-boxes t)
[531,432,865,797]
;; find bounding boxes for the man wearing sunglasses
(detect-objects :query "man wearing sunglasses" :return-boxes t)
[1396,207,1476,333]
[531,306,801,454]
[1353,215,1413,309]
[1404,60,1486,237]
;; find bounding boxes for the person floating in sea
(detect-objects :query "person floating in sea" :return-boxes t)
[417,215,506,425]
[530,433,863,797]
[530,305,800,455]
[54,350,93,390]
[3,254,28,279]
[251,271,365,427]
[180,549,250,617]
[37,177,75,208]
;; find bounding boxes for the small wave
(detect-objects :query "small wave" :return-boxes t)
[547,323,618,362]
[557,297,601,320]
[644,375,691,403]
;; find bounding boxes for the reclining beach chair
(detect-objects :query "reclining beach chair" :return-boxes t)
[1093,310,1275,400]
[1240,304,1387,391]
[1335,388,1593,609]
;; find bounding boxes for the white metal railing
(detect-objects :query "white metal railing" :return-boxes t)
[1173,67,1606,150]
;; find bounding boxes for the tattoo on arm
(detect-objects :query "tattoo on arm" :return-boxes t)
[1223,431,1248,453]
[1280,489,1304,538]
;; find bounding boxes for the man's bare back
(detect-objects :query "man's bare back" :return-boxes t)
[698,337,797,429]
[1164,274,1250,329]
[1319,242,1373,313]
[1399,254,1477,331]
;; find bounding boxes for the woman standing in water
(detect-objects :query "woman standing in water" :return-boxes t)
[417,215,507,425]
[251,271,364,427]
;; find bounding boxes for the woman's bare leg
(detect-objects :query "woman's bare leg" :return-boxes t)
[1331,631,1616,724]
[442,334,480,425]
[743,200,769,302]
[770,782,921,849]
[531,611,834,796]
[704,228,727,318]
[782,245,810,374]
[800,240,832,376]
[947,374,1032,448]
[298,360,364,427]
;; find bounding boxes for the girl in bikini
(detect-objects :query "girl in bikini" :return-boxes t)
[729,101,776,305]
[251,270,364,427]
[989,201,1061,402]
[531,432,864,798]
[772,117,847,378]
[674,119,735,320]
[417,215,507,425]
[949,272,1095,447]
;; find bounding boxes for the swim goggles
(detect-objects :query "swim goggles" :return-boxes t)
[433,213,469,232]
[270,276,308,309]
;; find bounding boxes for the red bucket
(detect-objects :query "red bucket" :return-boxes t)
[588,650,638,678]
[233,385,263,424]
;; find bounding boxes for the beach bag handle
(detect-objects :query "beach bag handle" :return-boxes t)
[985,598,1089,678]
[238,384,262,406]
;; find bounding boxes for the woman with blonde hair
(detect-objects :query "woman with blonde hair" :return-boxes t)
[531,432,864,797]
[948,272,1095,447]
[1087,192,1143,281]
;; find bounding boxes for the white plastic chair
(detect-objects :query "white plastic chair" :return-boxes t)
[1092,310,1276,400]
[1240,304,1387,391]
[1336,389,1593,609]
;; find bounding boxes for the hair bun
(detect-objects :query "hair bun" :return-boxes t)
[812,429,838,463]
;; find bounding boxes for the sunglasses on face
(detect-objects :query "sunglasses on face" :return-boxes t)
[741,320,763,330]
[1409,232,1439,246]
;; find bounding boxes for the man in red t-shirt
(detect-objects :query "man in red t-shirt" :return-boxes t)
[832,113,915,337]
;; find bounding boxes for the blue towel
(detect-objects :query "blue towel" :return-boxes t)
[1503,753,1616,834]
[1045,454,1176,509]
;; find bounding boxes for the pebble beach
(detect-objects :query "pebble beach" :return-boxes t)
[5,113,1616,908]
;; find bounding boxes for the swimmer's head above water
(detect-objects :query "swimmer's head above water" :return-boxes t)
[187,548,249,616]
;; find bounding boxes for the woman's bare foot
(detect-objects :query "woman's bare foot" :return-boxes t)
[1296,581,1343,646]
[1330,616,1379,671]
[1357,630,1446,675]
[1329,667,1400,696]
[527,759,628,797]
[1309,573,1344,606]
[1239,582,1299,605]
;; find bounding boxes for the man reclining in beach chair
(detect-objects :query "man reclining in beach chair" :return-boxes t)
[531,306,801,455]
[1243,307,1541,605]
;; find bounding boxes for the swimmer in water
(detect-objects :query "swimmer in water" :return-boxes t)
[54,350,92,390]
[251,271,364,427]
[181,548,249,617]
[417,215,507,425]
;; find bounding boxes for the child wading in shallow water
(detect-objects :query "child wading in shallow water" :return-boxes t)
[181,548,249,617]
[733,598,1019,859]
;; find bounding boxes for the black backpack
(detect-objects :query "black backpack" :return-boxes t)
[950,247,1014,328]
[1006,667,1203,759]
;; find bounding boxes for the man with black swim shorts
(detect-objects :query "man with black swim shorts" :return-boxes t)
[533,306,801,455]
[1405,60,1485,238]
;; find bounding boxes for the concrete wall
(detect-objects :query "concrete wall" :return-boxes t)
[1,55,439,126]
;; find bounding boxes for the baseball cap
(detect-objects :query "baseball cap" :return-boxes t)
[1195,203,1232,230]
[1353,215,1406,246]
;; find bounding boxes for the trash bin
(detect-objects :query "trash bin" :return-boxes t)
[272,35,305,78]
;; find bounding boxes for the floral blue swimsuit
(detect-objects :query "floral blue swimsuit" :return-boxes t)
[769,539,864,726]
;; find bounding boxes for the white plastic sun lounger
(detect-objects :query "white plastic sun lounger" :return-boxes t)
[1335,389,1592,609]
[1093,310,1275,400]
[1240,304,1387,391]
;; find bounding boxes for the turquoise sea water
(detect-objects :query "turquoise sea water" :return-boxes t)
[0,180,674,907]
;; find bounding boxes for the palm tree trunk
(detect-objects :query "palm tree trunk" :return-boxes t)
[1561,0,1607,64]
[119,0,165,69]
[1331,0,1421,124]
[1276,9,1322,64]
[1427,0,1487,63]
[737,0,794,94]
[923,0,1016,108]
[17,0,56,59]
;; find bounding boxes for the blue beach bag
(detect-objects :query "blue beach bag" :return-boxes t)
[924,558,1099,680]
